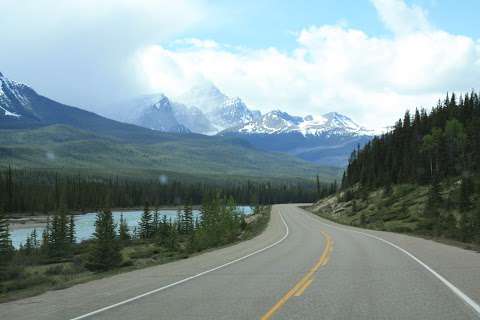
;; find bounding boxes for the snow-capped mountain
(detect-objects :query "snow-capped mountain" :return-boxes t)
[235,110,373,137]
[176,82,227,113]
[0,72,190,142]
[102,93,215,134]
[0,71,34,119]
[177,83,261,132]
[108,83,261,134]
[221,110,374,166]
[206,97,261,131]
[102,80,374,165]
[135,95,190,133]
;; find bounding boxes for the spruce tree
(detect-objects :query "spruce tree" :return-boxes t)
[118,213,130,243]
[0,208,13,265]
[182,202,194,235]
[49,204,70,257]
[86,209,122,271]
[176,207,183,234]
[152,208,160,236]
[139,203,153,239]
[68,214,76,245]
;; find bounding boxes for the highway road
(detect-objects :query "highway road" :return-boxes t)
[1,204,480,319]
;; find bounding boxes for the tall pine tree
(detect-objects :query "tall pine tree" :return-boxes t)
[86,208,122,271]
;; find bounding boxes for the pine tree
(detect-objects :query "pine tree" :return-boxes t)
[182,202,194,235]
[0,208,13,265]
[152,208,160,236]
[139,203,153,239]
[176,207,183,234]
[86,208,122,271]
[68,214,76,245]
[41,216,50,254]
[49,203,70,257]
[118,213,130,243]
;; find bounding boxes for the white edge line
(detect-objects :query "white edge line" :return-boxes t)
[300,207,480,317]
[69,212,290,320]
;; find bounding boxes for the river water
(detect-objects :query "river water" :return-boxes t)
[11,206,253,248]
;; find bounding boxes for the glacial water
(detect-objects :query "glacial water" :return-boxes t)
[11,206,253,248]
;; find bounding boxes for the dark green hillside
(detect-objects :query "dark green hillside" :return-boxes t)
[315,92,480,245]
[0,125,341,181]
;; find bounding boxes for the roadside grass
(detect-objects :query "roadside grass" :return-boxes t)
[307,184,480,251]
[0,206,271,303]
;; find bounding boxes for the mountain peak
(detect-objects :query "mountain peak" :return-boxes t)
[232,109,373,137]
[176,81,227,113]
[152,94,170,110]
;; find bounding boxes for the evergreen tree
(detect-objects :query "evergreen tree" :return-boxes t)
[68,214,76,245]
[0,208,13,266]
[176,207,183,233]
[152,208,160,235]
[118,213,131,243]
[182,202,194,235]
[48,204,70,257]
[86,208,122,271]
[139,203,153,239]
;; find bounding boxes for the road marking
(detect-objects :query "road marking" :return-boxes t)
[294,277,314,297]
[260,229,333,320]
[300,207,480,317]
[69,212,290,320]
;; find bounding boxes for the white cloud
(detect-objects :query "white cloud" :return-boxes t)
[371,0,431,35]
[136,0,480,131]
[0,0,210,107]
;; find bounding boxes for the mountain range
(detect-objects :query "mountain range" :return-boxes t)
[100,82,375,166]
[0,72,339,180]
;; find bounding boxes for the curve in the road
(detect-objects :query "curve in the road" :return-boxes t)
[260,229,333,319]
[301,208,480,317]
[69,213,290,320]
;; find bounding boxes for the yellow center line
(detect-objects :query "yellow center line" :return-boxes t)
[260,230,333,320]
[293,277,314,297]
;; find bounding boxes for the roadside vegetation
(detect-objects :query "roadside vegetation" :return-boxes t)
[0,195,272,302]
[311,91,480,247]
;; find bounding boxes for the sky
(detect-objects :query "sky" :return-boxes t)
[1,0,480,130]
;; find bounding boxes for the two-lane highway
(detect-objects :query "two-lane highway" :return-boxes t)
[1,205,480,319]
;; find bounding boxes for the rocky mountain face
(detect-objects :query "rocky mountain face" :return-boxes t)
[1,71,375,166]
[0,72,194,143]
[99,81,375,166]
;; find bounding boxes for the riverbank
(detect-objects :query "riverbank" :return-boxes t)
[0,205,271,303]
[8,206,205,230]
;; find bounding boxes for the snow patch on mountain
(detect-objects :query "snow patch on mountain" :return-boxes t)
[234,110,373,137]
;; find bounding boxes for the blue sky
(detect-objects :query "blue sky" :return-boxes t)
[176,0,480,49]
[1,0,480,130]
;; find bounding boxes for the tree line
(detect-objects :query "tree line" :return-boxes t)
[0,193,268,287]
[0,169,335,214]
[342,91,480,243]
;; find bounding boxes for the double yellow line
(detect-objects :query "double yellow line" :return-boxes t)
[260,230,333,320]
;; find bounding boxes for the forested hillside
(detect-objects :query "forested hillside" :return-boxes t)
[0,168,337,214]
[313,92,480,244]
[343,92,480,187]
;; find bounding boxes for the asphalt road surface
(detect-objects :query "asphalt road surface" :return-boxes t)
[1,204,480,319]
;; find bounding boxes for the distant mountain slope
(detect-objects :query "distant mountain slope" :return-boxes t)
[0,125,341,181]
[102,94,216,134]
[0,72,192,144]
[221,111,374,166]
[104,81,374,166]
